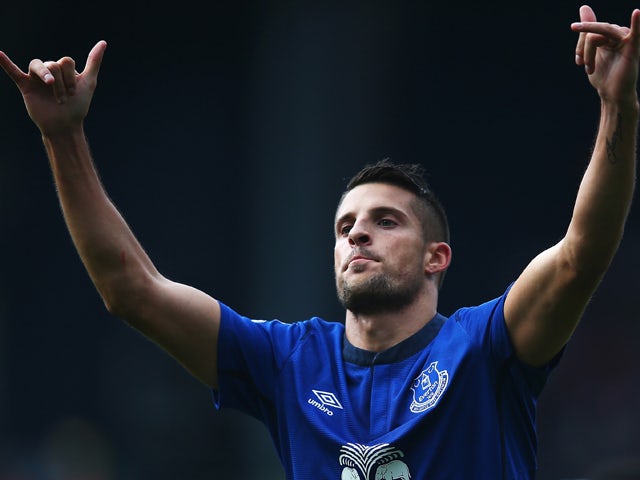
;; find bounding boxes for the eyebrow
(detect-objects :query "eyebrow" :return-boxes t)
[334,206,409,230]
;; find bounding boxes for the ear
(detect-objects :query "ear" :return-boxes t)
[424,242,452,276]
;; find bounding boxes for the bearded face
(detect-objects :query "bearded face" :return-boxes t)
[334,183,433,317]
[336,252,425,315]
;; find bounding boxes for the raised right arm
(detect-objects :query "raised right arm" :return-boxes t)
[0,41,221,387]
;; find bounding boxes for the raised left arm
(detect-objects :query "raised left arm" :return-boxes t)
[504,6,640,366]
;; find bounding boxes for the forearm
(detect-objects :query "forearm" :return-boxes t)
[43,127,160,311]
[567,98,638,272]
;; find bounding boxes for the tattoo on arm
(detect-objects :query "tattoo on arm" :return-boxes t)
[606,113,623,164]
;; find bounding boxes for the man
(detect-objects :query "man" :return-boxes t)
[1,4,638,479]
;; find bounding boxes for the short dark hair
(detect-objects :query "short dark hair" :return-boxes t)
[341,158,450,245]
[339,158,451,288]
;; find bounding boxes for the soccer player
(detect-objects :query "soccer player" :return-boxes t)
[1,5,638,479]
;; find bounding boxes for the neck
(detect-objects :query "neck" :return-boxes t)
[344,290,437,352]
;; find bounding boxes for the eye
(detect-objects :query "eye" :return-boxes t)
[378,218,397,228]
[339,224,352,236]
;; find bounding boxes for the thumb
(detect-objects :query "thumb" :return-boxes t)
[82,40,107,81]
[628,9,640,50]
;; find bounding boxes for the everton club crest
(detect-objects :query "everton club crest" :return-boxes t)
[409,361,448,413]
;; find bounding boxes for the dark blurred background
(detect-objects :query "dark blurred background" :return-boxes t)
[1,1,638,479]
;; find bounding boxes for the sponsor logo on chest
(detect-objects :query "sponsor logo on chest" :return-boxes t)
[307,389,344,416]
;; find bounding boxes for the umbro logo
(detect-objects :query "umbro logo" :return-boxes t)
[308,389,343,416]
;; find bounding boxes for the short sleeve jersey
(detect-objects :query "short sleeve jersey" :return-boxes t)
[213,288,558,480]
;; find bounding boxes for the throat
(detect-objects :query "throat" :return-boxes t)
[343,313,447,365]
[345,307,435,353]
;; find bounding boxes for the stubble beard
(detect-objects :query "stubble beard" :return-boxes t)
[337,269,424,316]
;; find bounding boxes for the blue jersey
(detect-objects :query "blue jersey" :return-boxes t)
[213,287,558,479]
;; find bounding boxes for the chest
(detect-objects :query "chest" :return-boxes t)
[276,334,502,480]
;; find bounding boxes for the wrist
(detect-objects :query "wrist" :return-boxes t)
[41,124,86,146]
[600,96,640,118]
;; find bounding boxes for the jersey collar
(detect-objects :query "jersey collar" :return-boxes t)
[342,313,447,366]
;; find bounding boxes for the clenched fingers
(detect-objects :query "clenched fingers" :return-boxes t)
[574,5,597,68]
[36,57,76,104]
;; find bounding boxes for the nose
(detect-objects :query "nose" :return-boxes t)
[348,220,371,246]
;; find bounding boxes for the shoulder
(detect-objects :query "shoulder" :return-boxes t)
[448,283,514,326]
[218,301,344,342]
[443,284,515,359]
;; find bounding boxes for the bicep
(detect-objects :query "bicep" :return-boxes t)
[117,275,221,388]
[504,241,602,366]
